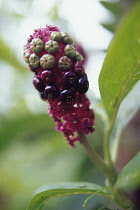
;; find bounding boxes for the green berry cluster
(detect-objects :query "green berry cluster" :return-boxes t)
[23,31,83,71]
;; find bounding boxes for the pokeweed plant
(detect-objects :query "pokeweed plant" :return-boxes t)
[23,1,140,210]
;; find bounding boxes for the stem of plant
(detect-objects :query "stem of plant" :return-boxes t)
[104,124,115,168]
[78,131,117,185]
[79,132,133,209]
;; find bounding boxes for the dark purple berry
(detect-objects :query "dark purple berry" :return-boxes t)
[73,61,87,79]
[74,61,85,72]
[44,86,58,99]
[60,89,75,103]
[41,70,56,85]
[33,77,45,91]
[77,77,89,93]
[39,91,45,100]
[28,64,37,73]
[63,72,76,88]
[75,71,87,79]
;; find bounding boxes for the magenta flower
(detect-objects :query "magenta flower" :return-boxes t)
[23,25,95,146]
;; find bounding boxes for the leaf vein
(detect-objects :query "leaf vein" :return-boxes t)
[112,60,124,87]
[110,59,140,125]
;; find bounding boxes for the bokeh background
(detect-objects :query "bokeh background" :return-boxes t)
[0,0,139,209]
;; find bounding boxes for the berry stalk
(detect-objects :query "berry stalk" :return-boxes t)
[78,131,117,185]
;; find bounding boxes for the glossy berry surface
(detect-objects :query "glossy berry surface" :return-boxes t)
[63,72,76,88]
[33,77,45,91]
[75,70,87,79]
[39,91,45,100]
[60,89,75,102]
[77,77,89,93]
[41,70,56,85]
[44,86,58,99]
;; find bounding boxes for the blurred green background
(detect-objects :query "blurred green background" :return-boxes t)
[0,0,139,209]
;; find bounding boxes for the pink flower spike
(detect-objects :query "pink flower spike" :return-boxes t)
[23,25,95,146]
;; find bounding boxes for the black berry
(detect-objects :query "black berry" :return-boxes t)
[33,77,45,91]
[41,70,56,85]
[44,86,58,99]
[77,77,89,93]
[60,89,75,103]
[75,71,87,79]
[39,91,45,100]
[63,72,76,88]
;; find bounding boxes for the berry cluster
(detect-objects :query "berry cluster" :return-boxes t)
[23,25,94,146]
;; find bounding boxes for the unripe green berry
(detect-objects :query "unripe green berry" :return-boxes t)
[40,54,55,69]
[30,38,44,53]
[51,32,62,41]
[61,32,73,44]
[29,54,40,68]
[64,45,76,58]
[58,56,72,71]
[75,51,83,61]
[23,44,27,51]
[45,40,59,54]
[23,50,30,63]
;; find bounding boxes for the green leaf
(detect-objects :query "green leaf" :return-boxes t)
[99,2,140,119]
[0,39,26,72]
[27,182,111,210]
[100,0,139,33]
[100,1,122,15]
[114,152,140,194]
[98,207,120,210]
[100,0,122,33]
[101,23,115,33]
[111,81,140,162]
[0,113,54,151]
